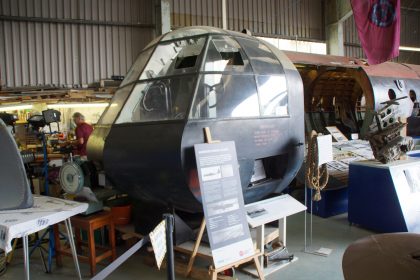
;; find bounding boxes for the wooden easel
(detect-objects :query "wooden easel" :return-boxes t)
[184,128,265,280]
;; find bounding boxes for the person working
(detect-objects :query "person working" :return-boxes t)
[72,112,93,156]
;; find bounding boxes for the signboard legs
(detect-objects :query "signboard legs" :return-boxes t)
[185,127,265,279]
[185,218,265,280]
[185,219,206,277]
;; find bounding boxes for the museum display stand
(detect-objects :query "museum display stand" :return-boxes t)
[242,194,306,277]
[182,128,264,280]
[183,218,264,280]
[348,158,420,233]
[303,133,334,256]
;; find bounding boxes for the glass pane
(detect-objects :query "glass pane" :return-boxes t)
[203,36,252,73]
[120,47,154,87]
[97,85,134,125]
[257,75,289,116]
[116,75,196,123]
[139,37,206,80]
[190,74,259,119]
[236,38,284,75]
[97,48,154,125]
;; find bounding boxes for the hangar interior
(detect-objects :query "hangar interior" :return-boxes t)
[1,1,420,280]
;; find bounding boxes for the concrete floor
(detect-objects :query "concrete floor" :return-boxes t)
[1,211,374,280]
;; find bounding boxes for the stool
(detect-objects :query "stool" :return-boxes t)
[55,211,116,276]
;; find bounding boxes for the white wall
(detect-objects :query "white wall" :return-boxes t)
[259,37,327,55]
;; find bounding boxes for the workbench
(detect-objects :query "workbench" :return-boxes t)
[0,196,88,280]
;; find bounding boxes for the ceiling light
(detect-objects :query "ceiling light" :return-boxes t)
[47,103,109,109]
[399,46,420,52]
[0,104,33,111]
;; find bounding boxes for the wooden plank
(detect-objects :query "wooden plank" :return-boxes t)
[250,226,279,245]
[212,253,260,271]
[175,241,213,260]
[68,90,90,99]
[185,218,206,276]
[176,226,280,260]
[115,223,143,240]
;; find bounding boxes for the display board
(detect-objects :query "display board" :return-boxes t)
[194,141,254,269]
[149,220,166,269]
[245,194,307,228]
[390,162,420,232]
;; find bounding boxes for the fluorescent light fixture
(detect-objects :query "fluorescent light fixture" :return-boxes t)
[400,46,420,52]
[47,103,109,109]
[0,104,33,111]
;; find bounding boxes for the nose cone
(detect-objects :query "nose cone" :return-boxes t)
[90,26,304,212]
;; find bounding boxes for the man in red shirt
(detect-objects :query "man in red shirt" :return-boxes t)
[72,112,93,157]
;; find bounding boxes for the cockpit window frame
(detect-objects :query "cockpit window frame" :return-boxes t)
[188,35,290,121]
[107,33,291,126]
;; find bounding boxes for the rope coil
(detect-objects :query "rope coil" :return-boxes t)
[305,130,329,201]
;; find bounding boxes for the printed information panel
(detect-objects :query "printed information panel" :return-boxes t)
[194,141,254,269]
[149,220,166,269]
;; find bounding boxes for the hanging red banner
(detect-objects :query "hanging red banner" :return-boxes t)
[350,0,400,65]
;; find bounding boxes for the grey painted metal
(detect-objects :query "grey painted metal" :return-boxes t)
[89,26,305,214]
[325,0,352,56]
[64,218,82,280]
[327,21,345,56]
[23,235,29,280]
[0,0,156,88]
[169,0,324,41]
[0,118,33,211]
[0,15,154,28]
[160,0,171,35]
[222,0,227,29]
